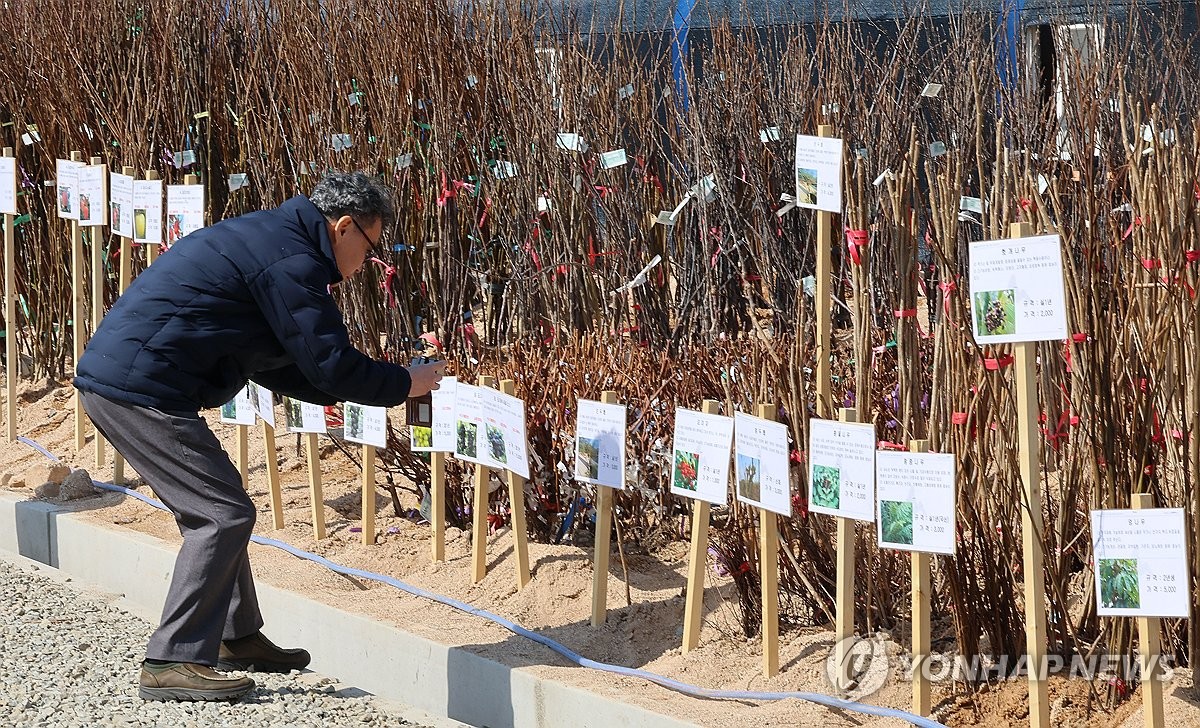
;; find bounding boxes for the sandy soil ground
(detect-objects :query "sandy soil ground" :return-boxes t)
[2,376,1198,727]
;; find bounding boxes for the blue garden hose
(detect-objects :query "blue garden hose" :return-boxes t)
[17,436,945,727]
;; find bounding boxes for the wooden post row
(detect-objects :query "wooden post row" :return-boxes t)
[89,155,108,470]
[909,439,932,716]
[681,398,721,653]
[361,438,375,545]
[590,389,619,626]
[307,432,326,540]
[758,403,780,678]
[430,448,447,562]
[3,147,15,443]
[1010,221,1050,728]
[70,151,86,451]
[1132,492,1165,728]
[144,169,160,265]
[833,407,858,691]
[500,379,532,590]
[262,419,284,530]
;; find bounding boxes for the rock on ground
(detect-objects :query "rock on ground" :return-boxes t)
[0,557,426,728]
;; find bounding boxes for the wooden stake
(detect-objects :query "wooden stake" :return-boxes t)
[758,403,780,678]
[361,442,375,545]
[89,157,108,471]
[1132,492,1165,728]
[1010,221,1050,728]
[909,439,932,716]
[815,124,835,419]
[834,407,859,690]
[118,166,134,293]
[430,450,446,561]
[235,424,249,490]
[590,389,619,626]
[306,432,326,540]
[471,375,496,583]
[144,170,159,265]
[3,146,16,443]
[70,151,86,452]
[261,421,284,530]
[682,398,721,653]
[501,379,531,590]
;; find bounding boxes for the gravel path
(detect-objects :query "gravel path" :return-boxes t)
[0,556,428,728]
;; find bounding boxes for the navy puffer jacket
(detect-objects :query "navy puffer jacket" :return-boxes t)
[74,195,411,413]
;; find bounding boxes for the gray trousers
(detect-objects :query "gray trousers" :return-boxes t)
[80,390,264,664]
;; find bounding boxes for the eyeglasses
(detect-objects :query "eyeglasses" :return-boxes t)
[350,217,384,257]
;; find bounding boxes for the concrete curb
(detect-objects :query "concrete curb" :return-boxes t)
[0,490,697,728]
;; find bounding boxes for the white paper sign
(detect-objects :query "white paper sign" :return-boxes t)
[228,173,249,192]
[344,402,387,449]
[76,165,107,227]
[733,412,791,516]
[808,418,876,522]
[0,157,16,215]
[284,397,327,434]
[219,387,256,426]
[480,387,530,479]
[492,161,518,180]
[600,149,627,169]
[875,451,956,554]
[669,408,735,505]
[1092,508,1189,618]
[556,132,587,153]
[412,376,457,453]
[166,184,205,246]
[56,159,82,220]
[575,399,626,489]
[794,134,844,213]
[968,234,1068,344]
[245,381,275,428]
[759,127,781,143]
[109,172,134,237]
[452,383,484,464]
[133,179,164,245]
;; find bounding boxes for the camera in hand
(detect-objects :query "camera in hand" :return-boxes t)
[406,355,436,427]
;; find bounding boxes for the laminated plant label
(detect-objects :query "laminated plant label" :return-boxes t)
[968,234,1068,344]
[284,397,327,434]
[452,382,484,465]
[344,402,387,449]
[669,407,735,506]
[56,159,82,221]
[132,179,163,244]
[109,172,135,238]
[245,381,275,429]
[875,451,956,554]
[808,418,876,522]
[574,398,627,490]
[166,184,205,246]
[793,134,844,213]
[219,386,256,426]
[556,132,587,153]
[480,387,530,479]
[0,156,17,215]
[412,376,457,453]
[76,164,107,227]
[733,412,791,516]
[600,149,627,169]
[1091,508,1189,618]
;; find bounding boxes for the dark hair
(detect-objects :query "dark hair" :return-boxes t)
[309,171,395,229]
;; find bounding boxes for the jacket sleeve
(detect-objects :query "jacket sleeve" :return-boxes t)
[250,364,339,406]
[247,253,413,407]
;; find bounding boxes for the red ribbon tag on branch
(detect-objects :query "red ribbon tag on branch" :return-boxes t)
[894,309,918,318]
[983,355,1015,370]
[845,228,869,265]
[938,279,958,317]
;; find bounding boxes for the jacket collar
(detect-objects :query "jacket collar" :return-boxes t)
[280,195,343,285]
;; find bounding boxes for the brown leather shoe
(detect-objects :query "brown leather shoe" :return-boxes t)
[138,661,255,702]
[218,631,311,673]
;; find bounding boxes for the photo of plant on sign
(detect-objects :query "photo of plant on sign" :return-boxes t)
[411,426,432,448]
[736,453,760,501]
[811,464,840,509]
[285,398,304,430]
[79,194,91,221]
[576,436,600,480]
[456,420,478,458]
[672,450,699,492]
[485,424,507,464]
[1099,558,1140,609]
[344,404,365,441]
[796,167,818,205]
[879,500,914,545]
[974,289,1015,336]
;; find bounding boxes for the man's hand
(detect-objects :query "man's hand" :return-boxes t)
[407,361,447,398]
